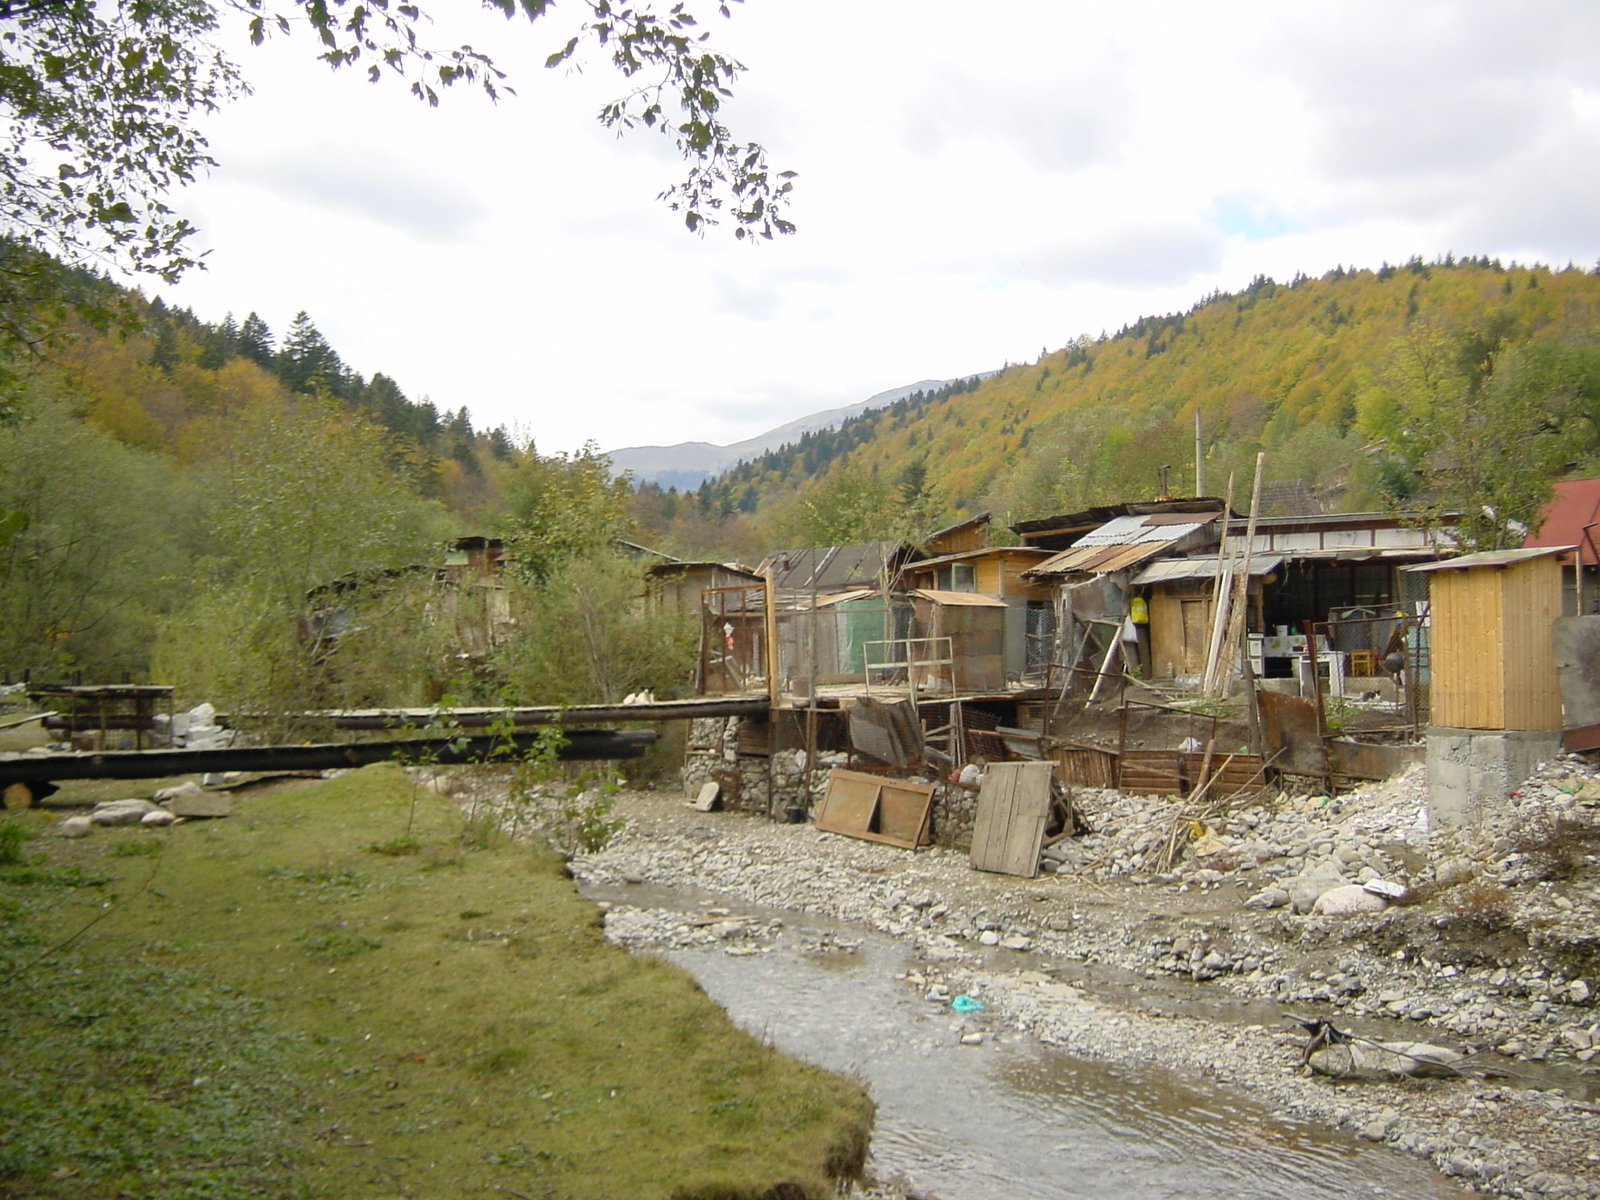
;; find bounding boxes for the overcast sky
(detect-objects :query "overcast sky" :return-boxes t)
[159,0,1600,455]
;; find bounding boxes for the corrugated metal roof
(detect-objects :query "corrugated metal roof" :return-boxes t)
[911,588,1007,607]
[812,588,879,607]
[1132,554,1285,585]
[1026,513,1220,576]
[1405,545,1576,572]
[1072,513,1209,547]
[901,546,1053,570]
[758,541,911,590]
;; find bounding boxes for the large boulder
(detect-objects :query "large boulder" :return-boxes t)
[1312,884,1389,917]
[1289,859,1347,913]
[91,799,157,826]
[1309,1039,1465,1079]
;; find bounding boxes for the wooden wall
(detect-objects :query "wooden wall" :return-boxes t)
[1430,556,1563,730]
[1148,587,1214,677]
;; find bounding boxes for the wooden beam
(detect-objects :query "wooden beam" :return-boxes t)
[223,696,768,730]
[0,729,657,787]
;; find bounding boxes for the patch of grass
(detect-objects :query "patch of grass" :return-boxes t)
[0,820,27,865]
[296,923,383,960]
[0,864,107,888]
[0,763,871,1200]
[364,834,421,856]
[108,837,164,858]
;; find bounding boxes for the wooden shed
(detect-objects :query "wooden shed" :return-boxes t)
[1406,546,1572,731]
[908,589,1007,693]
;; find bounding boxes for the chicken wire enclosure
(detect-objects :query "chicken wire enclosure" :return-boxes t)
[776,595,913,696]
[698,585,770,695]
[1317,612,1430,730]
[1024,603,1060,682]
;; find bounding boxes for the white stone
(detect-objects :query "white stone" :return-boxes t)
[152,781,202,804]
[60,816,92,838]
[1312,884,1389,917]
[978,930,1001,946]
[141,809,177,826]
[91,799,157,826]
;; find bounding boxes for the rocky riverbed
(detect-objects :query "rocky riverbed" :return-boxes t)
[562,758,1600,1200]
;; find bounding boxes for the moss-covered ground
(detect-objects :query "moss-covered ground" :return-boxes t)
[0,764,872,1199]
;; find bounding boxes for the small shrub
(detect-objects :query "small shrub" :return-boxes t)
[1510,813,1600,882]
[297,924,382,959]
[1446,878,1514,930]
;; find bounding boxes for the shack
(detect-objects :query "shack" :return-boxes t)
[898,546,1056,681]
[1407,546,1570,825]
[1020,501,1227,687]
[646,560,765,615]
[1406,546,1569,732]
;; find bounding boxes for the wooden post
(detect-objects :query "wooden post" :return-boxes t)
[1213,453,1265,697]
[1201,471,1237,695]
[763,569,780,709]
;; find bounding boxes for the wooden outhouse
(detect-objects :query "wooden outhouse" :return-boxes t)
[1405,546,1572,731]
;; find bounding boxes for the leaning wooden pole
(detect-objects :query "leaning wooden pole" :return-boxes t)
[1217,452,1267,695]
[1200,471,1238,695]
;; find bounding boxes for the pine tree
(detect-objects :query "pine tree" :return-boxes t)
[198,313,239,370]
[238,313,274,367]
[277,312,344,395]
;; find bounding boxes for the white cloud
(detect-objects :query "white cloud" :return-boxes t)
[149,0,1600,456]
[229,145,488,240]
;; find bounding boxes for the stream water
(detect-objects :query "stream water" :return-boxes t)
[584,882,1472,1200]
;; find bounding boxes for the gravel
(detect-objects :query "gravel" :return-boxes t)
[551,756,1600,1198]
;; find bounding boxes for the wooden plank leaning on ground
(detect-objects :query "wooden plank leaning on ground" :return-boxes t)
[970,761,1055,878]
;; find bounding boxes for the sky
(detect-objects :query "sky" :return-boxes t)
[158,0,1600,456]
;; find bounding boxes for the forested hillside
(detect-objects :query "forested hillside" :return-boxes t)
[12,255,1600,701]
[652,258,1600,556]
[0,279,683,708]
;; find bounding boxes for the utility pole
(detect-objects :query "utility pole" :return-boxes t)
[1194,409,1204,496]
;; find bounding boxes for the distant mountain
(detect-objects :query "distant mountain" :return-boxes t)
[605,379,978,488]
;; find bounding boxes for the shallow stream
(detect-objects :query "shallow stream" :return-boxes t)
[583,881,1472,1200]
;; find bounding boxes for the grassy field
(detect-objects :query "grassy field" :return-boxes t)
[0,764,872,1200]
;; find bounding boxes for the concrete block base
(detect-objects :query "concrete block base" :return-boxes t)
[1425,727,1561,826]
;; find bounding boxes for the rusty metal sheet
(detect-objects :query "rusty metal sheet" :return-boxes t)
[1564,723,1600,753]
[1326,738,1423,781]
[1555,615,1600,729]
[1256,690,1328,776]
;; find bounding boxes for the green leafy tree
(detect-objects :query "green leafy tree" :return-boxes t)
[1360,320,1586,550]
[498,440,632,580]
[0,0,789,286]
[492,550,694,704]
[0,394,187,676]
[779,463,900,546]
